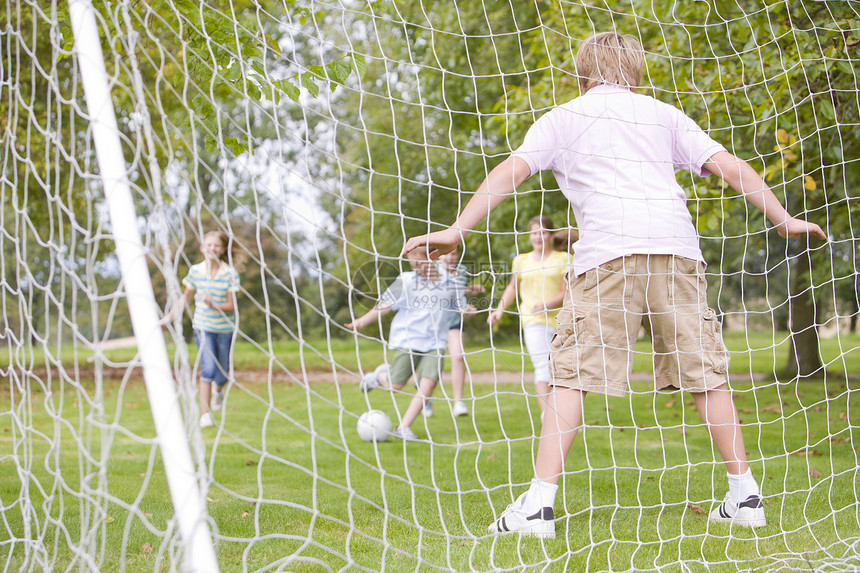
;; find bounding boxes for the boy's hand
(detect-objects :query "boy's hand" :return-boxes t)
[401,228,461,260]
[775,217,827,240]
[344,321,360,331]
[466,284,486,296]
[487,309,503,326]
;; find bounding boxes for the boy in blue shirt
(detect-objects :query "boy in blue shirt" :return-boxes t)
[346,249,467,440]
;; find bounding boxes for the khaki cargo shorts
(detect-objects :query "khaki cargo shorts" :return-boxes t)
[549,254,729,396]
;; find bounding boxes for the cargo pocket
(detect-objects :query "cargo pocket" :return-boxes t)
[550,311,588,379]
[670,256,705,305]
[702,308,729,374]
[550,316,577,351]
[582,258,625,303]
[582,267,599,294]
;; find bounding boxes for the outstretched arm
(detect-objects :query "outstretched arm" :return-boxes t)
[703,151,826,240]
[488,274,519,326]
[401,156,533,258]
[160,287,195,327]
[344,305,392,331]
[532,275,568,314]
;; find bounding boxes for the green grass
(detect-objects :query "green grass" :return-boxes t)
[24,330,860,379]
[2,368,859,571]
[2,331,860,570]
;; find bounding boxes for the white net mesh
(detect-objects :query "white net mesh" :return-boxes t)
[1,1,859,571]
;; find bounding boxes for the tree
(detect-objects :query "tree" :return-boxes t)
[487,1,860,375]
[326,1,571,336]
[1,1,365,346]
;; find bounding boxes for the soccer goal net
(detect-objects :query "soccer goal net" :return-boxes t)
[2,1,859,571]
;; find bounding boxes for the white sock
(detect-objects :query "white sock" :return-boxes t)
[521,478,558,513]
[728,469,760,503]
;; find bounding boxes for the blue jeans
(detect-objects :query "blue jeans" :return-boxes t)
[194,329,233,386]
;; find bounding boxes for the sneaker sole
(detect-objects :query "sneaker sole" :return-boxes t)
[709,515,766,528]
[491,526,556,539]
[522,528,556,539]
[489,515,556,539]
[709,507,766,528]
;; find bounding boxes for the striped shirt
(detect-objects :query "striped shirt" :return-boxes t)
[182,261,240,333]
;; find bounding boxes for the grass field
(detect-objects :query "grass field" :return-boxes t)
[1,332,859,571]
[79,329,860,379]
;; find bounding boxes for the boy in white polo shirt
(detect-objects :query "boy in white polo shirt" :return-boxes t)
[403,32,825,536]
[346,249,467,441]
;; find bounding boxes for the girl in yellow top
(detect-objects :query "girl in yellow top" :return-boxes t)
[489,215,572,414]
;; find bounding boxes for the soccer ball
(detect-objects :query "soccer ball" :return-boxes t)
[356,410,392,442]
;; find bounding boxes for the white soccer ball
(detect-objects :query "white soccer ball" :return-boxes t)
[357,409,392,442]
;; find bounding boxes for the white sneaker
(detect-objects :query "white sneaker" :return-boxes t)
[359,364,388,392]
[200,413,215,428]
[452,401,469,417]
[709,494,766,527]
[392,427,419,441]
[422,400,434,418]
[488,492,555,538]
[211,387,224,412]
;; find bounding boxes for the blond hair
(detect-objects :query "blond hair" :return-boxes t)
[575,32,644,94]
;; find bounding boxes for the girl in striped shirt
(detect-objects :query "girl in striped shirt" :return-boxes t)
[164,230,240,428]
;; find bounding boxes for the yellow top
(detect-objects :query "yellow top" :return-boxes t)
[512,250,573,328]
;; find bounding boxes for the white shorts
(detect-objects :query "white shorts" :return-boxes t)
[523,322,556,384]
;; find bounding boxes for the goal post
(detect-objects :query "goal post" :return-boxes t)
[67,1,218,571]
